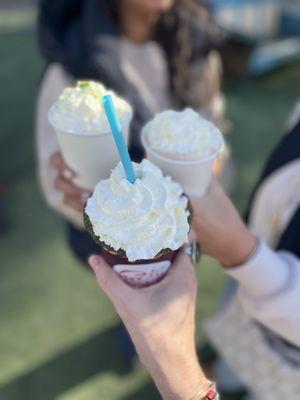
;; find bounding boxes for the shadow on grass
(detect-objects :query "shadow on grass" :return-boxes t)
[0,326,132,400]
[122,381,160,400]
[0,27,43,180]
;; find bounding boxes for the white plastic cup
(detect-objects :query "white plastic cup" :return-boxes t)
[141,130,223,197]
[48,107,132,190]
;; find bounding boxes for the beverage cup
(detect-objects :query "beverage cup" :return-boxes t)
[48,107,132,190]
[84,210,182,288]
[141,129,223,197]
[101,247,179,288]
[84,159,191,287]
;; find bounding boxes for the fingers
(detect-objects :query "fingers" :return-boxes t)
[50,152,75,179]
[88,255,131,301]
[55,175,89,198]
[210,177,224,196]
[51,152,90,212]
[55,176,90,212]
[189,193,204,211]
[63,196,85,212]
[190,179,220,207]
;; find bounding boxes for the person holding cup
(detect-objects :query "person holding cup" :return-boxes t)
[36,0,224,369]
[190,109,300,399]
[87,112,300,400]
[142,108,224,197]
[36,0,224,262]
[88,244,221,400]
[48,81,133,195]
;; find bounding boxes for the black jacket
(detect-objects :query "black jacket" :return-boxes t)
[246,120,300,356]
[246,120,300,257]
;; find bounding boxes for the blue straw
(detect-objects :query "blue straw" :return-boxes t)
[102,95,136,184]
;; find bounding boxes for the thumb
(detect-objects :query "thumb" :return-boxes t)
[88,255,128,300]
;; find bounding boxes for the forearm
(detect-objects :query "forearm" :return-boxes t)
[36,64,84,228]
[130,330,209,400]
[90,251,209,399]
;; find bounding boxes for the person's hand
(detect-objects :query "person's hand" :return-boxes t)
[89,250,209,400]
[50,152,90,212]
[190,180,257,268]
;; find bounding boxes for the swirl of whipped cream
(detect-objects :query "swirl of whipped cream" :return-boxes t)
[85,160,190,261]
[142,108,223,160]
[49,81,132,135]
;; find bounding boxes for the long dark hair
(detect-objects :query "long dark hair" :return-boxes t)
[156,0,221,107]
[104,0,221,107]
[40,0,220,108]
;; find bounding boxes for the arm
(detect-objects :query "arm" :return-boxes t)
[36,65,88,228]
[191,180,300,346]
[89,251,213,400]
[226,241,300,347]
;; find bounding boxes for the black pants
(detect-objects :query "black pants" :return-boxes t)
[67,223,101,265]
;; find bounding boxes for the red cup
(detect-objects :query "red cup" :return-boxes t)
[101,247,179,288]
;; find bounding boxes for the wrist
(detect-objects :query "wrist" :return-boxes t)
[221,230,257,269]
[138,334,208,399]
[157,351,208,400]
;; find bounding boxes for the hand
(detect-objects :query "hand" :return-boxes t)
[190,180,257,268]
[89,251,209,400]
[50,152,90,212]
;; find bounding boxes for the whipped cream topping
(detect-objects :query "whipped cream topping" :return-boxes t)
[49,81,132,135]
[142,108,223,160]
[85,160,189,261]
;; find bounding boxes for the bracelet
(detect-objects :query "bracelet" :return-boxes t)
[189,381,220,400]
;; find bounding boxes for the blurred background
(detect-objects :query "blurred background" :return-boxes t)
[0,0,299,399]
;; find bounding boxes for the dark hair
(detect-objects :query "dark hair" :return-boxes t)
[103,0,221,107]
[155,0,221,107]
[40,0,220,108]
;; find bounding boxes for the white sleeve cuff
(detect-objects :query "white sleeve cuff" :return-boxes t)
[226,240,290,299]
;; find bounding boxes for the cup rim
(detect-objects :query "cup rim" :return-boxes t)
[48,105,133,137]
[141,128,224,166]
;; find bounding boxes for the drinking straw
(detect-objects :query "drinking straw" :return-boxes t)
[102,95,136,184]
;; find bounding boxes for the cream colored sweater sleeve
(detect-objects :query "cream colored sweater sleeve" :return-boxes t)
[35,64,84,229]
[227,240,300,347]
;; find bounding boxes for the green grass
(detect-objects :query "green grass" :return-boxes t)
[0,8,299,400]
[0,27,39,179]
[0,9,36,34]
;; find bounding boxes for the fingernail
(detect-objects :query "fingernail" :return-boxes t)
[88,255,102,272]
[63,169,74,180]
